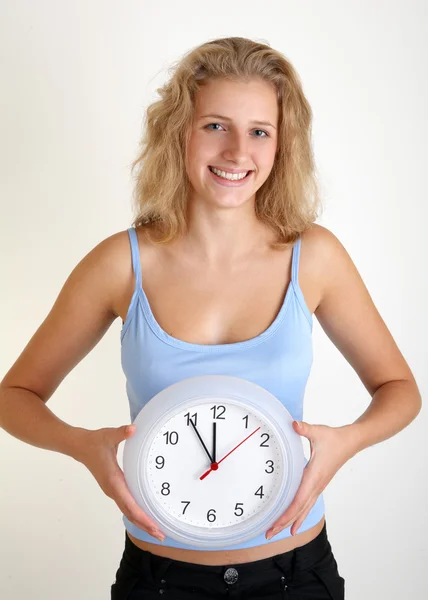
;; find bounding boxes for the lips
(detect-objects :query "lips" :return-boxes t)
[207,166,254,187]
[208,166,252,177]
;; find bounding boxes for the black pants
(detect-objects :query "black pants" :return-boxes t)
[111,521,345,599]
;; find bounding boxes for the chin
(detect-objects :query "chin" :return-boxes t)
[208,194,255,210]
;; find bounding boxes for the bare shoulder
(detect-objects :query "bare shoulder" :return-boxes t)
[300,222,357,283]
[0,228,136,401]
[298,224,342,312]
[99,226,161,320]
[300,223,343,265]
[59,228,136,319]
[83,227,153,318]
[91,228,135,315]
[301,223,415,394]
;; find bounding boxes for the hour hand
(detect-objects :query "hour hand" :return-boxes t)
[212,421,217,463]
[190,419,214,464]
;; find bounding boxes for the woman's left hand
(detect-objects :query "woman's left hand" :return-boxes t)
[266,421,358,539]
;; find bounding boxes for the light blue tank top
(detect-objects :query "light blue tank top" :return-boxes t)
[120,227,325,550]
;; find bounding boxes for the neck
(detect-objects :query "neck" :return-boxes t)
[180,200,274,267]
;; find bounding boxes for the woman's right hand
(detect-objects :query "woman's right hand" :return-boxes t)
[76,424,165,542]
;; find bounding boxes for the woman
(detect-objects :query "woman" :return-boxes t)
[0,37,421,599]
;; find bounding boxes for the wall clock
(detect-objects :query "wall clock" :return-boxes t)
[123,375,304,548]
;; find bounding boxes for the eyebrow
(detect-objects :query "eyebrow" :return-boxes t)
[199,114,276,130]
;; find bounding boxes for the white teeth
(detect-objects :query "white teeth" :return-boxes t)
[210,166,249,181]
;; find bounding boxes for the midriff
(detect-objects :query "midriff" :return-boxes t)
[127,516,325,565]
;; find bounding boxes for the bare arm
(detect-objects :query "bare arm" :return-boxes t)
[0,232,121,457]
[0,230,165,540]
[0,387,89,459]
[266,225,422,539]
[312,225,422,452]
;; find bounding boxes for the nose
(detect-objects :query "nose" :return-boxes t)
[221,131,251,164]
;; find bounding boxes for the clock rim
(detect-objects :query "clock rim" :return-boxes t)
[123,375,305,548]
[140,396,290,534]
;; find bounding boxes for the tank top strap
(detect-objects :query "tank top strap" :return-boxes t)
[126,227,142,290]
[291,236,302,285]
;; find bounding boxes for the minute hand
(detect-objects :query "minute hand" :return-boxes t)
[199,426,261,480]
[190,419,214,464]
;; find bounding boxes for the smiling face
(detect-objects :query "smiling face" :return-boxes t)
[185,77,279,211]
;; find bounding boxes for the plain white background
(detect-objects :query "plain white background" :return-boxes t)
[0,1,427,598]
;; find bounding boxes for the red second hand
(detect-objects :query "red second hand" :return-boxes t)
[199,426,261,480]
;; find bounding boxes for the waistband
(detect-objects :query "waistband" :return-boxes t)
[124,520,330,581]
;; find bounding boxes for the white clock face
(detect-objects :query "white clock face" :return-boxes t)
[145,398,284,529]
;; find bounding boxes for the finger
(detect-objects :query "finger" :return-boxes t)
[124,500,165,541]
[266,506,299,538]
[268,472,315,534]
[290,501,315,536]
[283,494,316,531]
[110,426,165,541]
[266,493,316,540]
[110,469,165,541]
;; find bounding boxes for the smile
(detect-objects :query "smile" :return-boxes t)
[207,166,254,188]
[208,166,252,182]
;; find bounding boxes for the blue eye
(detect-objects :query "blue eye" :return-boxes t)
[253,129,269,138]
[205,123,269,137]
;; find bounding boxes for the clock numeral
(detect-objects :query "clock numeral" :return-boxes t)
[184,412,197,427]
[210,405,226,420]
[260,433,270,447]
[163,431,179,445]
[255,485,265,499]
[161,482,171,496]
[234,502,244,517]
[155,456,165,469]
[181,501,190,515]
[207,509,217,522]
[243,415,249,429]
[265,460,274,474]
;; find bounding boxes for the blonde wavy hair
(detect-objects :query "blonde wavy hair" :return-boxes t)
[130,36,322,249]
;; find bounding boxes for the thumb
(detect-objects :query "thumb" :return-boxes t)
[293,420,310,437]
[119,424,136,440]
[111,425,136,453]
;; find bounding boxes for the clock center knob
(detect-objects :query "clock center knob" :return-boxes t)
[211,462,219,470]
